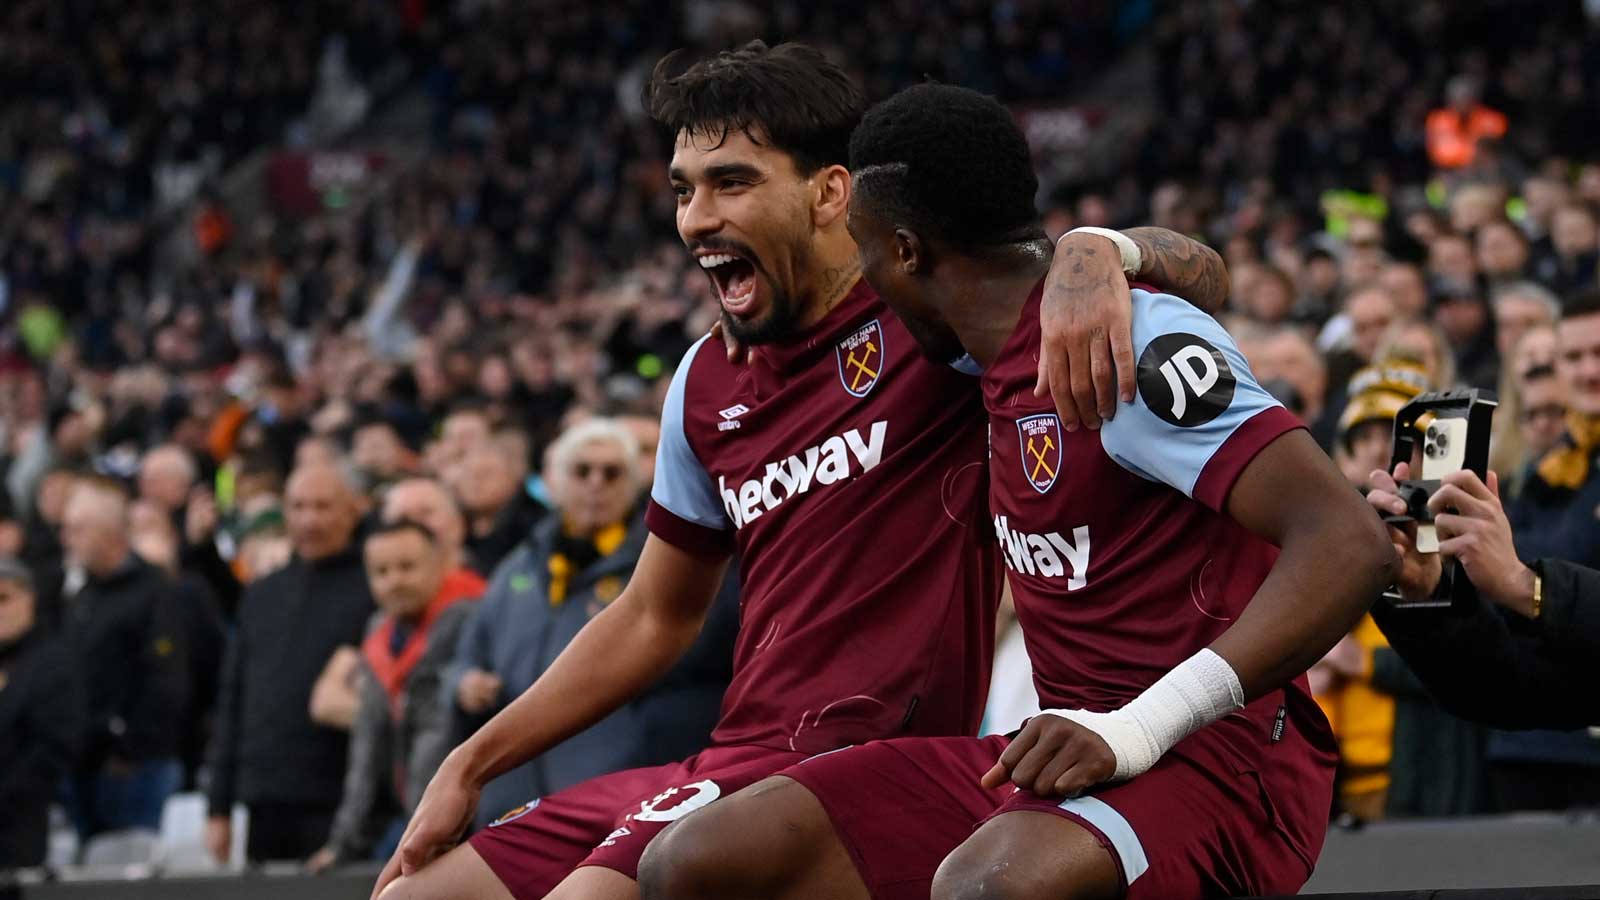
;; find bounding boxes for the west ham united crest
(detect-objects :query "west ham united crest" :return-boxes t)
[836,319,885,397]
[1016,414,1063,494]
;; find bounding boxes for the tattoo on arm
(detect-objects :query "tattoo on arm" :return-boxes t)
[1123,227,1230,315]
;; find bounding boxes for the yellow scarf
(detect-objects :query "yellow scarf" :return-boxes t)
[546,521,628,607]
[1535,412,1600,491]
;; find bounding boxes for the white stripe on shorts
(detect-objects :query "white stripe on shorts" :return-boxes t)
[1057,795,1150,884]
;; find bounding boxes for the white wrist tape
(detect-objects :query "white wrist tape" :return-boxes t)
[1062,226,1142,277]
[1041,648,1244,781]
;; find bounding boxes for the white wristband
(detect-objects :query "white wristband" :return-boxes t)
[1062,226,1142,277]
[1041,648,1244,781]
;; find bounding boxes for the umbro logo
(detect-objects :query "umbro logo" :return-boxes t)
[718,404,749,431]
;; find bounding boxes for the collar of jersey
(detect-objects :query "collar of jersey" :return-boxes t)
[751,278,882,375]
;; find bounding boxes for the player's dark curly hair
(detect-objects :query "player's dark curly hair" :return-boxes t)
[849,83,1044,251]
[644,40,864,174]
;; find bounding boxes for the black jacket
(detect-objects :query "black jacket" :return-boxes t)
[207,548,374,816]
[465,489,547,578]
[64,554,191,764]
[1371,557,1600,731]
[0,629,85,867]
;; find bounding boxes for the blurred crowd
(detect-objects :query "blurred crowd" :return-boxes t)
[1,0,1600,873]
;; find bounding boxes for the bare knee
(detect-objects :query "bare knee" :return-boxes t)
[931,814,1118,900]
[377,874,436,900]
[638,776,827,900]
[932,849,1053,900]
[376,845,514,900]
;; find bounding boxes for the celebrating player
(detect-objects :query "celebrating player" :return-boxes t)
[638,85,1396,899]
[374,45,1230,900]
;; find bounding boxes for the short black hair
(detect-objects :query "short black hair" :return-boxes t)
[366,517,436,547]
[1563,288,1600,322]
[644,40,864,174]
[849,83,1043,250]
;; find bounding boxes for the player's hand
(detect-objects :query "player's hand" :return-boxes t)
[1367,463,1443,603]
[708,318,748,364]
[456,669,503,715]
[205,815,232,865]
[981,713,1117,798]
[1428,469,1537,616]
[1035,231,1135,433]
[371,755,481,899]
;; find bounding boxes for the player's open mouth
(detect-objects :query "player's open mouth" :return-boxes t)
[699,250,761,317]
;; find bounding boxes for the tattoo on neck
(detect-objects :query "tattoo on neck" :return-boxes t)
[820,262,862,310]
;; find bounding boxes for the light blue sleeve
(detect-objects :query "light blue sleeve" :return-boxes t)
[649,336,731,530]
[949,354,985,376]
[1099,289,1286,499]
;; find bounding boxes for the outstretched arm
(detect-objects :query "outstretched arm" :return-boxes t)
[1038,227,1229,432]
[371,536,726,897]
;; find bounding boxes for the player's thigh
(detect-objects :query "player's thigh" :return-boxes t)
[779,736,1010,900]
[471,763,680,900]
[639,775,865,900]
[933,810,1118,900]
[984,752,1313,898]
[543,865,640,900]
[378,843,516,900]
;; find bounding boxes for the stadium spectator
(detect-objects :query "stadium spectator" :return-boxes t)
[1376,319,1459,392]
[1538,203,1600,296]
[445,418,737,828]
[1430,280,1500,390]
[1379,263,1431,322]
[17,465,77,634]
[1515,330,1568,476]
[136,444,199,521]
[1477,220,1533,288]
[307,520,480,874]
[295,478,493,737]
[454,443,543,577]
[1492,282,1561,362]
[206,464,374,863]
[1425,76,1508,170]
[1429,234,1480,289]
[1474,291,1600,809]
[1367,465,1600,764]
[1491,325,1566,486]
[1321,363,1492,820]
[381,478,477,579]
[58,477,190,841]
[0,559,84,869]
[352,416,423,490]
[128,498,226,789]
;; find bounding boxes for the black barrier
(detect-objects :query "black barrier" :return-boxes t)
[10,865,383,900]
[10,816,1600,899]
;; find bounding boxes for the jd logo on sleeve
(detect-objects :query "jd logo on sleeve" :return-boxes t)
[1137,333,1235,428]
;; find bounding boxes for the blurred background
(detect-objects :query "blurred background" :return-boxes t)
[2,0,1599,896]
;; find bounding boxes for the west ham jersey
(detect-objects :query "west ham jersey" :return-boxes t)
[646,280,1001,755]
[983,284,1337,868]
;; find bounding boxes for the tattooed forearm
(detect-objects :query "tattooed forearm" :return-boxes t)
[1122,227,1230,316]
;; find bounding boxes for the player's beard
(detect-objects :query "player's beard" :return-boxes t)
[720,278,801,346]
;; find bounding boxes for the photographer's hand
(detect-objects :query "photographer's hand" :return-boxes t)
[1428,470,1538,618]
[1367,463,1444,603]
